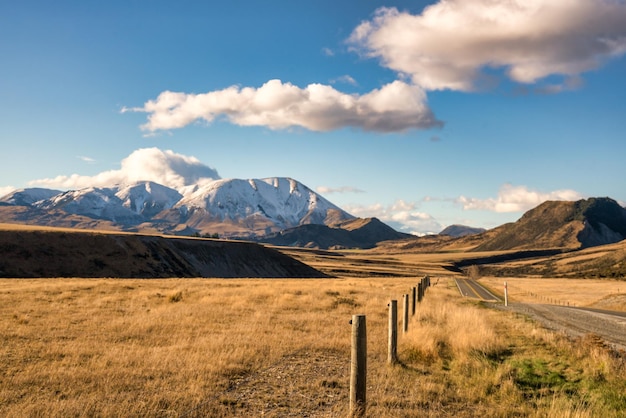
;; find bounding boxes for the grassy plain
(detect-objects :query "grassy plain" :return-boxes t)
[2,274,626,417]
[479,277,626,310]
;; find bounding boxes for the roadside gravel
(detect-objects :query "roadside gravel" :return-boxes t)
[495,302,626,352]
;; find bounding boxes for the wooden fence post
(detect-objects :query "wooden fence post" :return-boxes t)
[403,294,409,334]
[350,314,367,417]
[411,287,416,316]
[388,300,397,364]
[504,281,508,307]
[417,282,423,303]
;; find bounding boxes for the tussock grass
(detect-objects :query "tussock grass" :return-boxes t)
[2,277,626,416]
[376,280,626,417]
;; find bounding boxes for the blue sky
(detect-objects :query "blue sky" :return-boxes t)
[1,0,625,234]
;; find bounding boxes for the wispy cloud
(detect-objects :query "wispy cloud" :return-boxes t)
[123,79,442,133]
[348,1,626,91]
[457,184,583,213]
[344,199,442,235]
[321,47,335,57]
[77,155,96,163]
[316,185,365,194]
[29,148,220,190]
[330,75,358,86]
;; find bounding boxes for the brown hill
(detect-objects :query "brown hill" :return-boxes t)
[258,217,412,249]
[374,197,626,256]
[0,224,327,278]
[473,197,626,251]
[439,224,486,237]
[465,240,626,279]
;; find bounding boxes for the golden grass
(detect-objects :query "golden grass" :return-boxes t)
[2,276,626,417]
[479,277,626,309]
[0,277,416,416]
[392,282,626,417]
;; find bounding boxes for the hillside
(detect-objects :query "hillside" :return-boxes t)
[473,197,626,251]
[439,224,486,237]
[258,217,412,249]
[459,239,626,279]
[374,197,626,258]
[0,225,327,278]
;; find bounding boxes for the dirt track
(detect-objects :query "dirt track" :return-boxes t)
[456,278,626,353]
[497,302,626,352]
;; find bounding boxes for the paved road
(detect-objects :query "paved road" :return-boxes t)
[454,278,501,302]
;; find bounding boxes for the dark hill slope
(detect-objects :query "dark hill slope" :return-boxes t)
[259,217,412,249]
[0,228,327,278]
[439,224,486,237]
[474,197,626,251]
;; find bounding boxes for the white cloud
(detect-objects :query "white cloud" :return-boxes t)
[457,184,583,213]
[344,199,442,235]
[330,75,358,86]
[29,148,220,190]
[349,1,626,91]
[123,79,442,133]
[0,186,16,198]
[77,155,96,163]
[316,185,365,194]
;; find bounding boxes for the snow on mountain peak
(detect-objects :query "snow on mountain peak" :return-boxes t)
[0,188,62,206]
[1,177,354,236]
[115,181,182,217]
[176,177,353,229]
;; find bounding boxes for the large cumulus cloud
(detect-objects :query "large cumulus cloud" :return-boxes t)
[349,0,626,91]
[29,148,220,190]
[123,79,442,133]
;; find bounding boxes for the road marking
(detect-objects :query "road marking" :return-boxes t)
[455,278,500,302]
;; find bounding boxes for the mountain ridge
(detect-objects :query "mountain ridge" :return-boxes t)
[0,226,327,278]
[0,177,366,240]
[375,197,626,254]
[258,217,412,249]
[473,197,626,251]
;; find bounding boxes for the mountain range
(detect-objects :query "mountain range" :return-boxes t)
[2,178,625,253]
[0,178,393,246]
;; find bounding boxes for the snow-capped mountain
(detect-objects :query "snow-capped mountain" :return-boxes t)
[0,188,62,206]
[0,177,354,237]
[175,177,349,228]
[39,186,141,222]
[115,182,183,218]
[33,181,183,224]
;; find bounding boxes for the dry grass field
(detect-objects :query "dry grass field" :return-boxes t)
[2,274,626,417]
[479,277,626,310]
[2,222,626,417]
